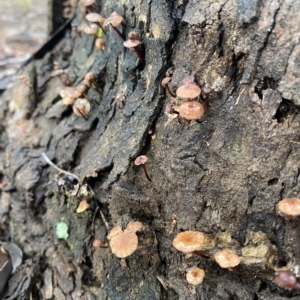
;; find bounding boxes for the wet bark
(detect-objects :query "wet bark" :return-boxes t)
[1,0,300,299]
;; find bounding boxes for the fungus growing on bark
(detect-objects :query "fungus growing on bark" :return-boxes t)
[103,12,126,40]
[82,23,99,36]
[277,198,300,220]
[108,227,138,258]
[172,231,205,253]
[92,238,108,248]
[123,32,145,65]
[86,12,106,33]
[73,98,91,120]
[182,74,197,85]
[186,267,205,285]
[83,72,101,93]
[95,38,105,50]
[59,87,80,105]
[51,69,72,86]
[179,101,205,121]
[214,249,241,269]
[202,86,212,107]
[134,155,151,182]
[126,221,144,233]
[176,84,201,100]
[214,87,222,99]
[274,270,300,290]
[161,77,176,97]
[80,0,98,13]
[76,199,90,213]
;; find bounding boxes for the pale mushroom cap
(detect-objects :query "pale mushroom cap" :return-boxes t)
[76,85,87,94]
[277,198,300,217]
[59,87,77,99]
[186,268,205,285]
[134,155,148,165]
[172,231,205,253]
[103,12,124,27]
[62,97,76,105]
[73,98,91,117]
[110,231,138,258]
[123,39,141,48]
[93,238,103,248]
[179,101,205,120]
[161,77,172,87]
[80,0,95,6]
[86,13,105,23]
[214,249,241,268]
[85,72,96,81]
[83,23,99,35]
[76,199,90,213]
[95,38,105,49]
[107,226,123,240]
[176,84,201,99]
[126,221,144,233]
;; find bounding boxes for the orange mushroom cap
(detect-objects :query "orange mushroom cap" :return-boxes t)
[134,155,148,165]
[186,267,205,285]
[176,84,201,99]
[277,198,300,218]
[123,39,141,48]
[179,101,204,120]
[214,249,241,268]
[109,230,138,258]
[103,12,124,27]
[172,231,205,253]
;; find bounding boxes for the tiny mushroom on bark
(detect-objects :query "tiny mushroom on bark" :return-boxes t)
[277,198,300,220]
[176,84,201,100]
[172,231,205,253]
[80,0,98,13]
[186,267,205,285]
[202,86,212,107]
[214,249,241,270]
[214,87,222,99]
[103,12,126,40]
[82,22,99,36]
[59,87,80,105]
[178,101,205,121]
[161,77,176,97]
[73,98,91,120]
[126,221,144,233]
[123,32,145,65]
[95,38,105,50]
[76,199,90,213]
[108,226,138,258]
[274,270,300,290]
[93,238,108,248]
[134,155,151,182]
[85,12,106,33]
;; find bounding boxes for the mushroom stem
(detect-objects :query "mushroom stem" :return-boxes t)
[134,48,145,65]
[142,165,152,182]
[193,250,209,259]
[87,5,98,14]
[165,84,176,97]
[204,94,210,107]
[110,24,125,40]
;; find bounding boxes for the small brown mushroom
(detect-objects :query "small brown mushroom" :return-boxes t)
[76,199,90,213]
[95,38,105,51]
[128,31,140,40]
[214,87,222,99]
[73,98,91,120]
[59,87,80,105]
[92,238,108,248]
[83,72,101,93]
[277,198,300,220]
[123,36,145,65]
[126,221,144,233]
[109,230,138,258]
[176,84,201,100]
[274,270,300,290]
[178,101,205,121]
[172,231,205,253]
[82,22,99,36]
[86,12,106,34]
[186,267,205,285]
[134,155,151,182]
[103,12,126,40]
[80,0,98,13]
[214,249,241,269]
[202,86,212,107]
[161,77,176,97]
[51,69,72,86]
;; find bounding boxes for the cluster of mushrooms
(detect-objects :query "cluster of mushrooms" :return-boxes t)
[55,0,146,120]
[162,73,222,123]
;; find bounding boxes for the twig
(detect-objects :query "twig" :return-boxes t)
[41,152,80,182]
[99,209,111,231]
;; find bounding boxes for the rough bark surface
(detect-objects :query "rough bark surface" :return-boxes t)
[0,0,300,299]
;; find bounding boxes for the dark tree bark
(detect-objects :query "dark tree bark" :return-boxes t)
[1,0,300,299]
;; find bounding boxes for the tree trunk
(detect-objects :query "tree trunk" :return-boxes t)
[1,0,300,299]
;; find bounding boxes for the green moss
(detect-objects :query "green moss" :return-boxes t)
[55,222,69,240]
